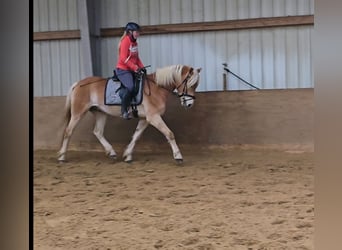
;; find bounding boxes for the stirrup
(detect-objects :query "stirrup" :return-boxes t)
[122,112,132,120]
[131,104,138,118]
[132,109,138,118]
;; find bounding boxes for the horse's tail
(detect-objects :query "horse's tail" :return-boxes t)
[58,81,79,155]
[62,81,78,128]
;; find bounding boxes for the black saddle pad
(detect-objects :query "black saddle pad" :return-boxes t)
[104,77,144,106]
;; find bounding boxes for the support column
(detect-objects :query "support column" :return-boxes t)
[78,0,101,77]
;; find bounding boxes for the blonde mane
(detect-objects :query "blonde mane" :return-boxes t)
[187,69,200,88]
[155,65,184,87]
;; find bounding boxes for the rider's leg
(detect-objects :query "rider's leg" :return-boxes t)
[115,69,135,120]
[119,87,132,119]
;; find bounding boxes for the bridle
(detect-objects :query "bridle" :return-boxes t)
[145,68,197,103]
[174,68,196,102]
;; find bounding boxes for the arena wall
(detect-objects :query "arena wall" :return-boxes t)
[34,89,313,152]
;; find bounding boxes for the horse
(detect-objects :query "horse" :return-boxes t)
[58,64,202,163]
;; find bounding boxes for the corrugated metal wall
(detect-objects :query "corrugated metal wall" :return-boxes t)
[34,0,314,96]
[34,0,83,96]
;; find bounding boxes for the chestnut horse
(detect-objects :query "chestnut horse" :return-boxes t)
[58,64,201,163]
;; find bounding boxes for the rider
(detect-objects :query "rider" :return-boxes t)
[115,22,145,120]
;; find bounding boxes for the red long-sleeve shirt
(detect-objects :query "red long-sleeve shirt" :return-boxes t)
[116,35,144,72]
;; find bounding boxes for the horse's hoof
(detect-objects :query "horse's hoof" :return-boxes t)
[175,159,183,165]
[124,159,133,164]
[57,154,65,162]
[123,154,133,163]
[109,154,117,160]
[58,159,67,164]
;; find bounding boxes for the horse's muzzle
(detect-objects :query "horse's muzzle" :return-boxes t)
[180,96,195,108]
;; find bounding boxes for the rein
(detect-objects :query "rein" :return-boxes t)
[145,72,195,100]
[144,75,154,96]
[145,74,174,96]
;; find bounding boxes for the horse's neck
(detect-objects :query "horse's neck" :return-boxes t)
[147,74,175,92]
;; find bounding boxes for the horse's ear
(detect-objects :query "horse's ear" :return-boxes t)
[197,68,202,73]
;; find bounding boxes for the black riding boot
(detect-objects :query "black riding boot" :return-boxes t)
[119,88,132,120]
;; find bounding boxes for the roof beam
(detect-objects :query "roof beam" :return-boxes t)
[102,15,314,37]
[33,15,314,41]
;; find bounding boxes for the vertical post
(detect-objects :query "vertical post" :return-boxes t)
[87,0,101,76]
[223,72,227,91]
[78,0,94,77]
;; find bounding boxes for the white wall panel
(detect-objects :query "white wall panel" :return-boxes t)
[274,29,286,88]
[181,0,193,23]
[285,0,298,15]
[250,30,263,88]
[298,27,312,88]
[215,0,227,20]
[99,0,315,28]
[260,30,273,89]
[36,0,49,31]
[34,0,40,31]
[286,28,299,88]
[34,41,82,96]
[170,0,182,23]
[98,0,314,90]
[101,38,115,78]
[226,1,238,19]
[273,1,286,16]
[193,33,207,90]
[238,0,250,19]
[249,0,262,18]
[160,0,171,23]
[34,43,42,97]
[34,0,78,31]
[263,0,276,17]
[149,0,160,25]
[40,42,52,95]
[192,0,203,22]
[216,31,228,88]
[226,31,239,89]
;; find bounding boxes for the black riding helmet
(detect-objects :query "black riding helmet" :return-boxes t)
[125,22,141,32]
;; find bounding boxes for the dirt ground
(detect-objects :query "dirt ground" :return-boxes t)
[34,146,314,250]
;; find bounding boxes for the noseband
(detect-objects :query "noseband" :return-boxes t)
[175,68,196,100]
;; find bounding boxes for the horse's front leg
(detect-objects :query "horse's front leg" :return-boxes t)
[123,119,149,162]
[147,114,183,163]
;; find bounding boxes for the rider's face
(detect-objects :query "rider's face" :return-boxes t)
[132,30,140,39]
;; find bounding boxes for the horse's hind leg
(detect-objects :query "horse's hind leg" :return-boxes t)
[92,111,117,159]
[58,114,83,162]
[123,119,149,162]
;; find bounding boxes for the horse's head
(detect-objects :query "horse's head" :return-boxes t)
[176,66,202,109]
[155,65,202,108]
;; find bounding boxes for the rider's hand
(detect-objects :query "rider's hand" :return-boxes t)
[137,67,146,75]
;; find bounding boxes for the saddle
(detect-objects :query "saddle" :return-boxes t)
[104,71,144,106]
